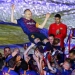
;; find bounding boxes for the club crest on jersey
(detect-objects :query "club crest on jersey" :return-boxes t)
[60,28,63,30]
[31,35,35,38]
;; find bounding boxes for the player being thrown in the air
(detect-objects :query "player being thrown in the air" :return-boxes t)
[11,4,53,52]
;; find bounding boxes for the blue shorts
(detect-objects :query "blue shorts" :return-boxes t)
[28,32,47,43]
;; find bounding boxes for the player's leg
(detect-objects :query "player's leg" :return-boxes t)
[35,33,53,52]
[28,33,53,53]
[28,33,42,46]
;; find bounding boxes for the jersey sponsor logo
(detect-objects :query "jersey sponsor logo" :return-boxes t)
[27,22,35,25]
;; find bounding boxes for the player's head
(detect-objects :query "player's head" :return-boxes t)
[4,47,11,57]
[24,44,28,50]
[48,34,55,45]
[54,14,61,24]
[50,62,56,68]
[21,60,28,71]
[69,49,75,60]
[63,58,71,70]
[24,9,32,19]
[8,57,16,68]
[16,54,21,62]
[35,46,44,53]
[34,47,40,55]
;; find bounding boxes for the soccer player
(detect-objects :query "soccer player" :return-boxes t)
[4,47,11,58]
[69,49,75,70]
[11,5,53,52]
[48,34,55,45]
[20,43,40,75]
[20,60,38,75]
[62,58,72,75]
[48,14,67,49]
[2,58,19,75]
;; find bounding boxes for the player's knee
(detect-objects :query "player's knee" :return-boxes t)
[42,39,49,44]
[34,38,41,44]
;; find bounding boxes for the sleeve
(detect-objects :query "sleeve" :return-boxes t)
[5,55,13,62]
[56,25,67,39]
[17,18,30,35]
[36,23,40,28]
[17,18,22,26]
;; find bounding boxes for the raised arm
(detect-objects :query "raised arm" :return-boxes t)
[11,4,17,24]
[24,43,35,60]
[5,48,19,62]
[47,59,56,73]
[37,13,50,29]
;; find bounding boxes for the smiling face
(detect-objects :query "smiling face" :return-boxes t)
[24,10,32,20]
[48,36,54,45]
[63,61,71,70]
[55,17,61,24]
[54,14,61,24]
[69,53,75,60]
[4,47,11,57]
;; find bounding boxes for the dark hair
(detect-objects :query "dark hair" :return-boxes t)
[4,47,10,51]
[35,46,44,53]
[64,58,71,65]
[21,60,28,70]
[50,61,55,66]
[24,9,31,14]
[8,57,16,68]
[53,38,60,45]
[0,59,4,69]
[55,14,61,19]
[69,49,75,55]
[28,60,33,70]
[49,34,55,38]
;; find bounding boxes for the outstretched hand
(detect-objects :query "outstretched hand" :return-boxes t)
[12,48,19,57]
[11,4,15,10]
[46,13,50,19]
[30,43,35,47]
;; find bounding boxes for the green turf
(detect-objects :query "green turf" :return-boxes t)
[0,25,29,45]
